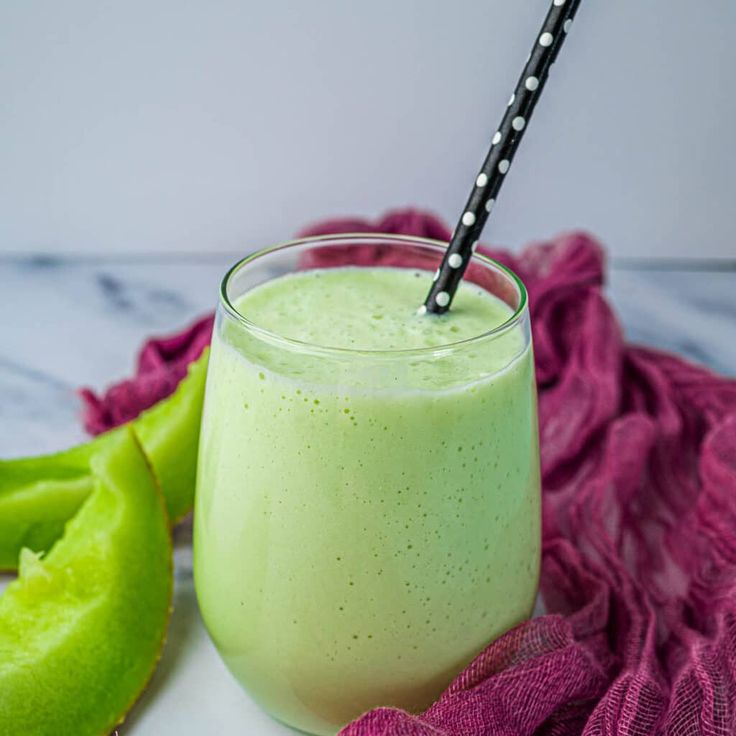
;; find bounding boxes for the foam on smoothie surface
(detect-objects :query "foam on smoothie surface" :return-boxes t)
[233,267,514,352]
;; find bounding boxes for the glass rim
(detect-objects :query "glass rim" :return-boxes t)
[219,233,529,358]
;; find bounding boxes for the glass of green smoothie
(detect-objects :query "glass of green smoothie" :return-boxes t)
[193,234,540,735]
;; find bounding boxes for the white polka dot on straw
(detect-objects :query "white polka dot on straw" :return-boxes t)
[476,172,488,187]
[564,19,572,33]
[448,253,463,268]
[498,160,510,174]
[435,291,450,307]
[492,131,502,145]
[553,0,566,5]
[485,198,495,213]
[512,116,526,131]
[462,211,476,227]
[525,76,539,91]
[539,32,553,47]
[508,93,516,107]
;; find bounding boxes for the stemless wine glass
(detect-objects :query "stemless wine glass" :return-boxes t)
[193,234,540,736]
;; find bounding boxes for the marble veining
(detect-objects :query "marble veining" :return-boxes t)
[0,254,733,736]
[607,267,736,376]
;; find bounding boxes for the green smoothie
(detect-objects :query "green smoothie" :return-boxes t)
[194,266,540,735]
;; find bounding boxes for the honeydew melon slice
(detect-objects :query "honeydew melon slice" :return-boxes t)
[0,427,172,735]
[133,347,209,524]
[0,349,208,570]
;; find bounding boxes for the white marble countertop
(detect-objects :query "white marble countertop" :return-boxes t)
[1,253,734,734]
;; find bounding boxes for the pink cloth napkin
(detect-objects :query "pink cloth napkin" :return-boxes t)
[80,210,736,735]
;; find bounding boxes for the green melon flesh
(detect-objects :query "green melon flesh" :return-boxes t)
[0,442,97,570]
[133,348,209,523]
[0,349,208,570]
[0,428,172,735]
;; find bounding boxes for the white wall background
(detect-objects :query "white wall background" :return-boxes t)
[0,0,734,259]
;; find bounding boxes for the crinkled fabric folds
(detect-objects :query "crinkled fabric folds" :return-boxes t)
[79,209,736,735]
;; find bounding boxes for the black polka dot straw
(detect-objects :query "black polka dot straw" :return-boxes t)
[423,0,582,315]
